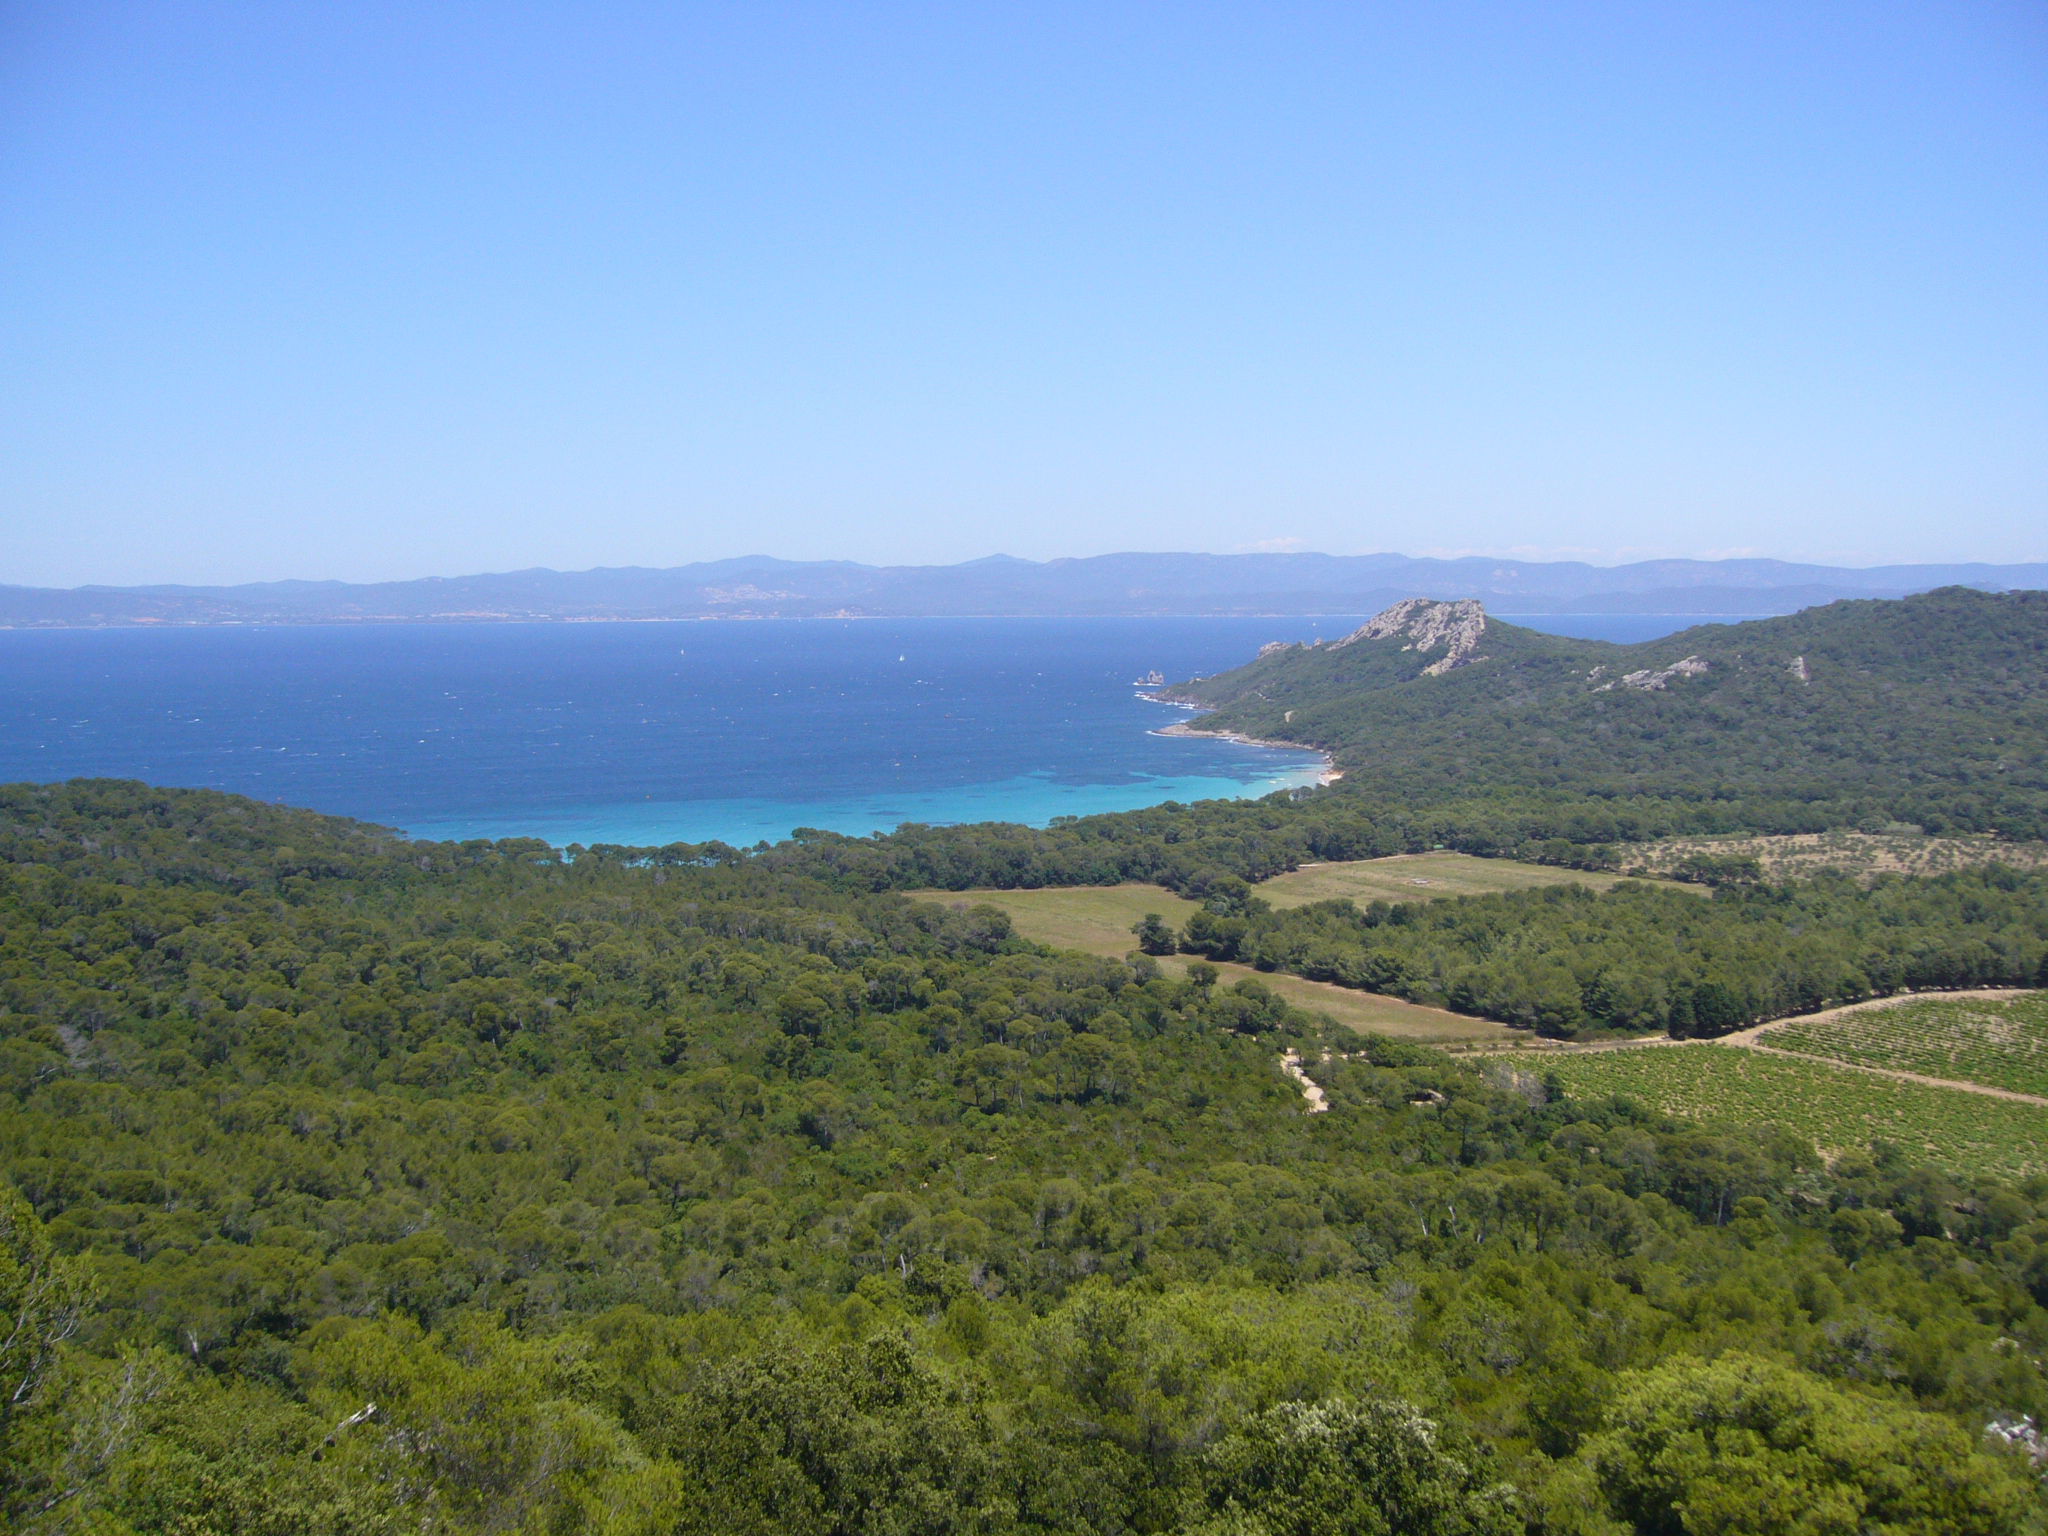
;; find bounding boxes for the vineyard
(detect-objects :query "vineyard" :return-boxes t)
[1533,1043,2048,1182]
[1758,992,2048,1098]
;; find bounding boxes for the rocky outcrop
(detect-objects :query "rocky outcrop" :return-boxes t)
[1789,655,1811,683]
[1256,640,1302,659]
[1595,655,1710,692]
[1331,597,1488,676]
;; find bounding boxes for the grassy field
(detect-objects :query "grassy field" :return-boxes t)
[1256,852,1638,907]
[1534,1043,2048,1182]
[913,884,1512,1043]
[919,884,1201,957]
[1162,959,1511,1043]
[913,854,1637,952]
[913,854,1653,1043]
[1758,992,2048,1098]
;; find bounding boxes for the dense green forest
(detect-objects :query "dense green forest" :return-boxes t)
[1164,867,2048,1038]
[4,780,2048,1533]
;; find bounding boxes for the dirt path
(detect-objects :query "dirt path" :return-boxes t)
[1462,989,2037,1057]
[1719,1037,2048,1106]
[1279,1050,1329,1113]
[1710,990,2048,1105]
[1711,989,2032,1047]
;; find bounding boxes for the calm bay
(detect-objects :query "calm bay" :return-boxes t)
[0,612,1712,847]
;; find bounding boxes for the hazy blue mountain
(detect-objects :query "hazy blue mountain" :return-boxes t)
[4,550,2044,625]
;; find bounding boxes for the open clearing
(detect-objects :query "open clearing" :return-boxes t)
[1157,958,1510,1043]
[919,883,1201,957]
[914,852,1638,953]
[914,854,1643,1042]
[1256,851,1640,907]
[913,884,1512,1043]
[1534,1042,2048,1182]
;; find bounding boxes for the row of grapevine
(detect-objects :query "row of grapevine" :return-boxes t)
[1534,1042,2048,1181]
[1759,993,2048,1097]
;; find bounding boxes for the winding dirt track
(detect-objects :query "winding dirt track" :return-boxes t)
[1279,1050,1329,1112]
[1710,988,2032,1047]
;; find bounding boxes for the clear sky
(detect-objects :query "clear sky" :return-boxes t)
[4,2,2044,586]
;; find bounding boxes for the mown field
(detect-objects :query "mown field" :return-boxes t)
[915,854,1667,1042]
[917,882,1201,956]
[913,852,1633,953]
[1166,959,1511,1043]
[1534,1043,2048,1182]
[913,883,1513,1042]
[1758,992,2048,1098]
[1255,851,1637,907]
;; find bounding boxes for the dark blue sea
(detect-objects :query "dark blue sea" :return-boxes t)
[0,613,1724,847]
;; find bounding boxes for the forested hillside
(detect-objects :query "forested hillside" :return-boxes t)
[682,588,2048,901]
[5,781,2048,1532]
[1160,586,2048,842]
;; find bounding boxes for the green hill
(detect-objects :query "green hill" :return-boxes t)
[1161,586,2048,840]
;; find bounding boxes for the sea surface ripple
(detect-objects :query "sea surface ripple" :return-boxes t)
[0,612,1714,847]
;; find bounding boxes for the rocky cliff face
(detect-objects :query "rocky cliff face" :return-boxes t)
[1332,597,1489,675]
[1591,655,1710,692]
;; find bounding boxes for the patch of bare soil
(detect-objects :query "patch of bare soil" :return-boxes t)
[1624,831,2048,884]
[1279,1050,1328,1112]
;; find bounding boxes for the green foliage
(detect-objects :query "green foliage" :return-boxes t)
[1559,1353,2036,1536]
[1668,852,1766,888]
[3,782,2048,1532]
[661,1334,1013,1536]
[1172,587,2048,845]
[0,1183,89,1430]
[1133,912,1178,955]
[1181,1398,1519,1536]
[1166,869,2048,1039]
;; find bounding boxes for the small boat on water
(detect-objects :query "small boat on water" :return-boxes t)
[1132,669,1166,688]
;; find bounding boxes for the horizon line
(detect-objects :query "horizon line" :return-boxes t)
[13,547,2048,594]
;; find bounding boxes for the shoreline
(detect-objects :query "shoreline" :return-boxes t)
[399,756,1338,849]
[1154,717,1343,786]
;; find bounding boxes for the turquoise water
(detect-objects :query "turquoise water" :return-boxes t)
[406,763,1331,850]
[0,611,1720,847]
[0,618,1334,847]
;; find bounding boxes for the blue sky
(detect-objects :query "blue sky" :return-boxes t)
[3,1,2044,585]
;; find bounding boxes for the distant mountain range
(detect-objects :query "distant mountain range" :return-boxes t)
[4,551,2044,626]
